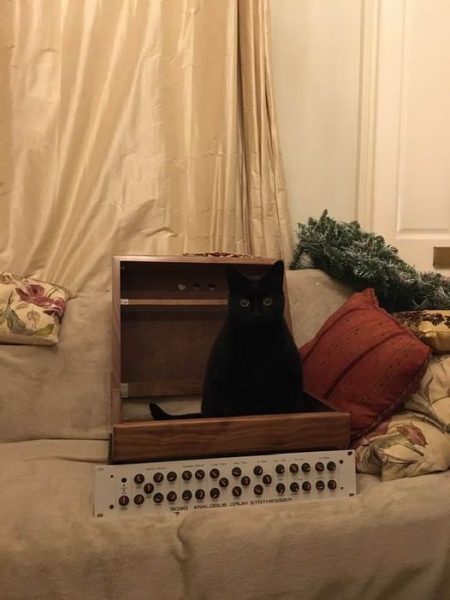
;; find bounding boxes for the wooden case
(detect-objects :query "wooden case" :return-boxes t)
[110,255,350,463]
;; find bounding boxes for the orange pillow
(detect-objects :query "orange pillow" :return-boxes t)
[299,288,431,440]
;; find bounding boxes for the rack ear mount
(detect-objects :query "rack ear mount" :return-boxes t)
[110,256,351,464]
[95,450,356,517]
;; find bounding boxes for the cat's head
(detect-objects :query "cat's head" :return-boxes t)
[225,260,285,328]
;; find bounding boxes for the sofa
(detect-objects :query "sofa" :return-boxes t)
[1,268,450,600]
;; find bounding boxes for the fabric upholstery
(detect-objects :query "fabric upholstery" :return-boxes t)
[0,269,354,440]
[285,268,352,347]
[1,439,450,600]
[1,269,450,599]
[0,292,111,442]
[0,440,183,600]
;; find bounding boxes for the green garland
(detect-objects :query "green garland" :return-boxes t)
[290,210,450,313]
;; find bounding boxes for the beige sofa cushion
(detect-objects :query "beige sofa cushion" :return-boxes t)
[0,292,111,442]
[0,440,184,600]
[1,439,450,600]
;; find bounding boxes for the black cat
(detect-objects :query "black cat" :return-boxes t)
[150,260,310,420]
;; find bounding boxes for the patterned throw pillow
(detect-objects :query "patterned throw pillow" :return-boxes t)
[299,288,431,440]
[403,355,450,432]
[0,272,74,345]
[394,310,450,353]
[355,412,450,480]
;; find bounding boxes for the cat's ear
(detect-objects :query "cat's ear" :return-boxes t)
[226,265,248,292]
[263,260,285,290]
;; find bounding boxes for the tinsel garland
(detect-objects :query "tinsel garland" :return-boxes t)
[290,210,450,313]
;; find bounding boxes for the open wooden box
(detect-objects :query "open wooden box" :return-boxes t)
[110,255,350,463]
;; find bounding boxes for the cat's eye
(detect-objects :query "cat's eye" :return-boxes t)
[240,298,250,307]
[263,297,273,307]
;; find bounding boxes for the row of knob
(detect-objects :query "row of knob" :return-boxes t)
[118,479,338,506]
[126,462,338,486]
[138,474,265,495]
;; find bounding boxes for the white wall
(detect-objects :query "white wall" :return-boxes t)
[270,1,450,272]
[269,0,363,229]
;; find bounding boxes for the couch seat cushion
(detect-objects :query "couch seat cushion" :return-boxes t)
[0,440,184,600]
[1,440,450,600]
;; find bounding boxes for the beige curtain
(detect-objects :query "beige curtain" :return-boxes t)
[0,0,293,293]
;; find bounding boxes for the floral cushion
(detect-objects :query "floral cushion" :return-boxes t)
[355,355,450,479]
[355,412,450,480]
[394,310,450,353]
[0,272,74,345]
[403,355,450,432]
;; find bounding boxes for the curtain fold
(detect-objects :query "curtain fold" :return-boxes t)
[1,0,293,293]
[238,0,293,261]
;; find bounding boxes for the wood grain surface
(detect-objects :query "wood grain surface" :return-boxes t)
[111,412,350,462]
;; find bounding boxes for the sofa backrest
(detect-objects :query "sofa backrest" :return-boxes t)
[286,269,352,347]
[0,292,112,442]
[0,269,352,443]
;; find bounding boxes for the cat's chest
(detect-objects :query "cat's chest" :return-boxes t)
[227,336,290,376]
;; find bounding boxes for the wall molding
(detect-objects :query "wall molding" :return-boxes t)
[355,0,380,229]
